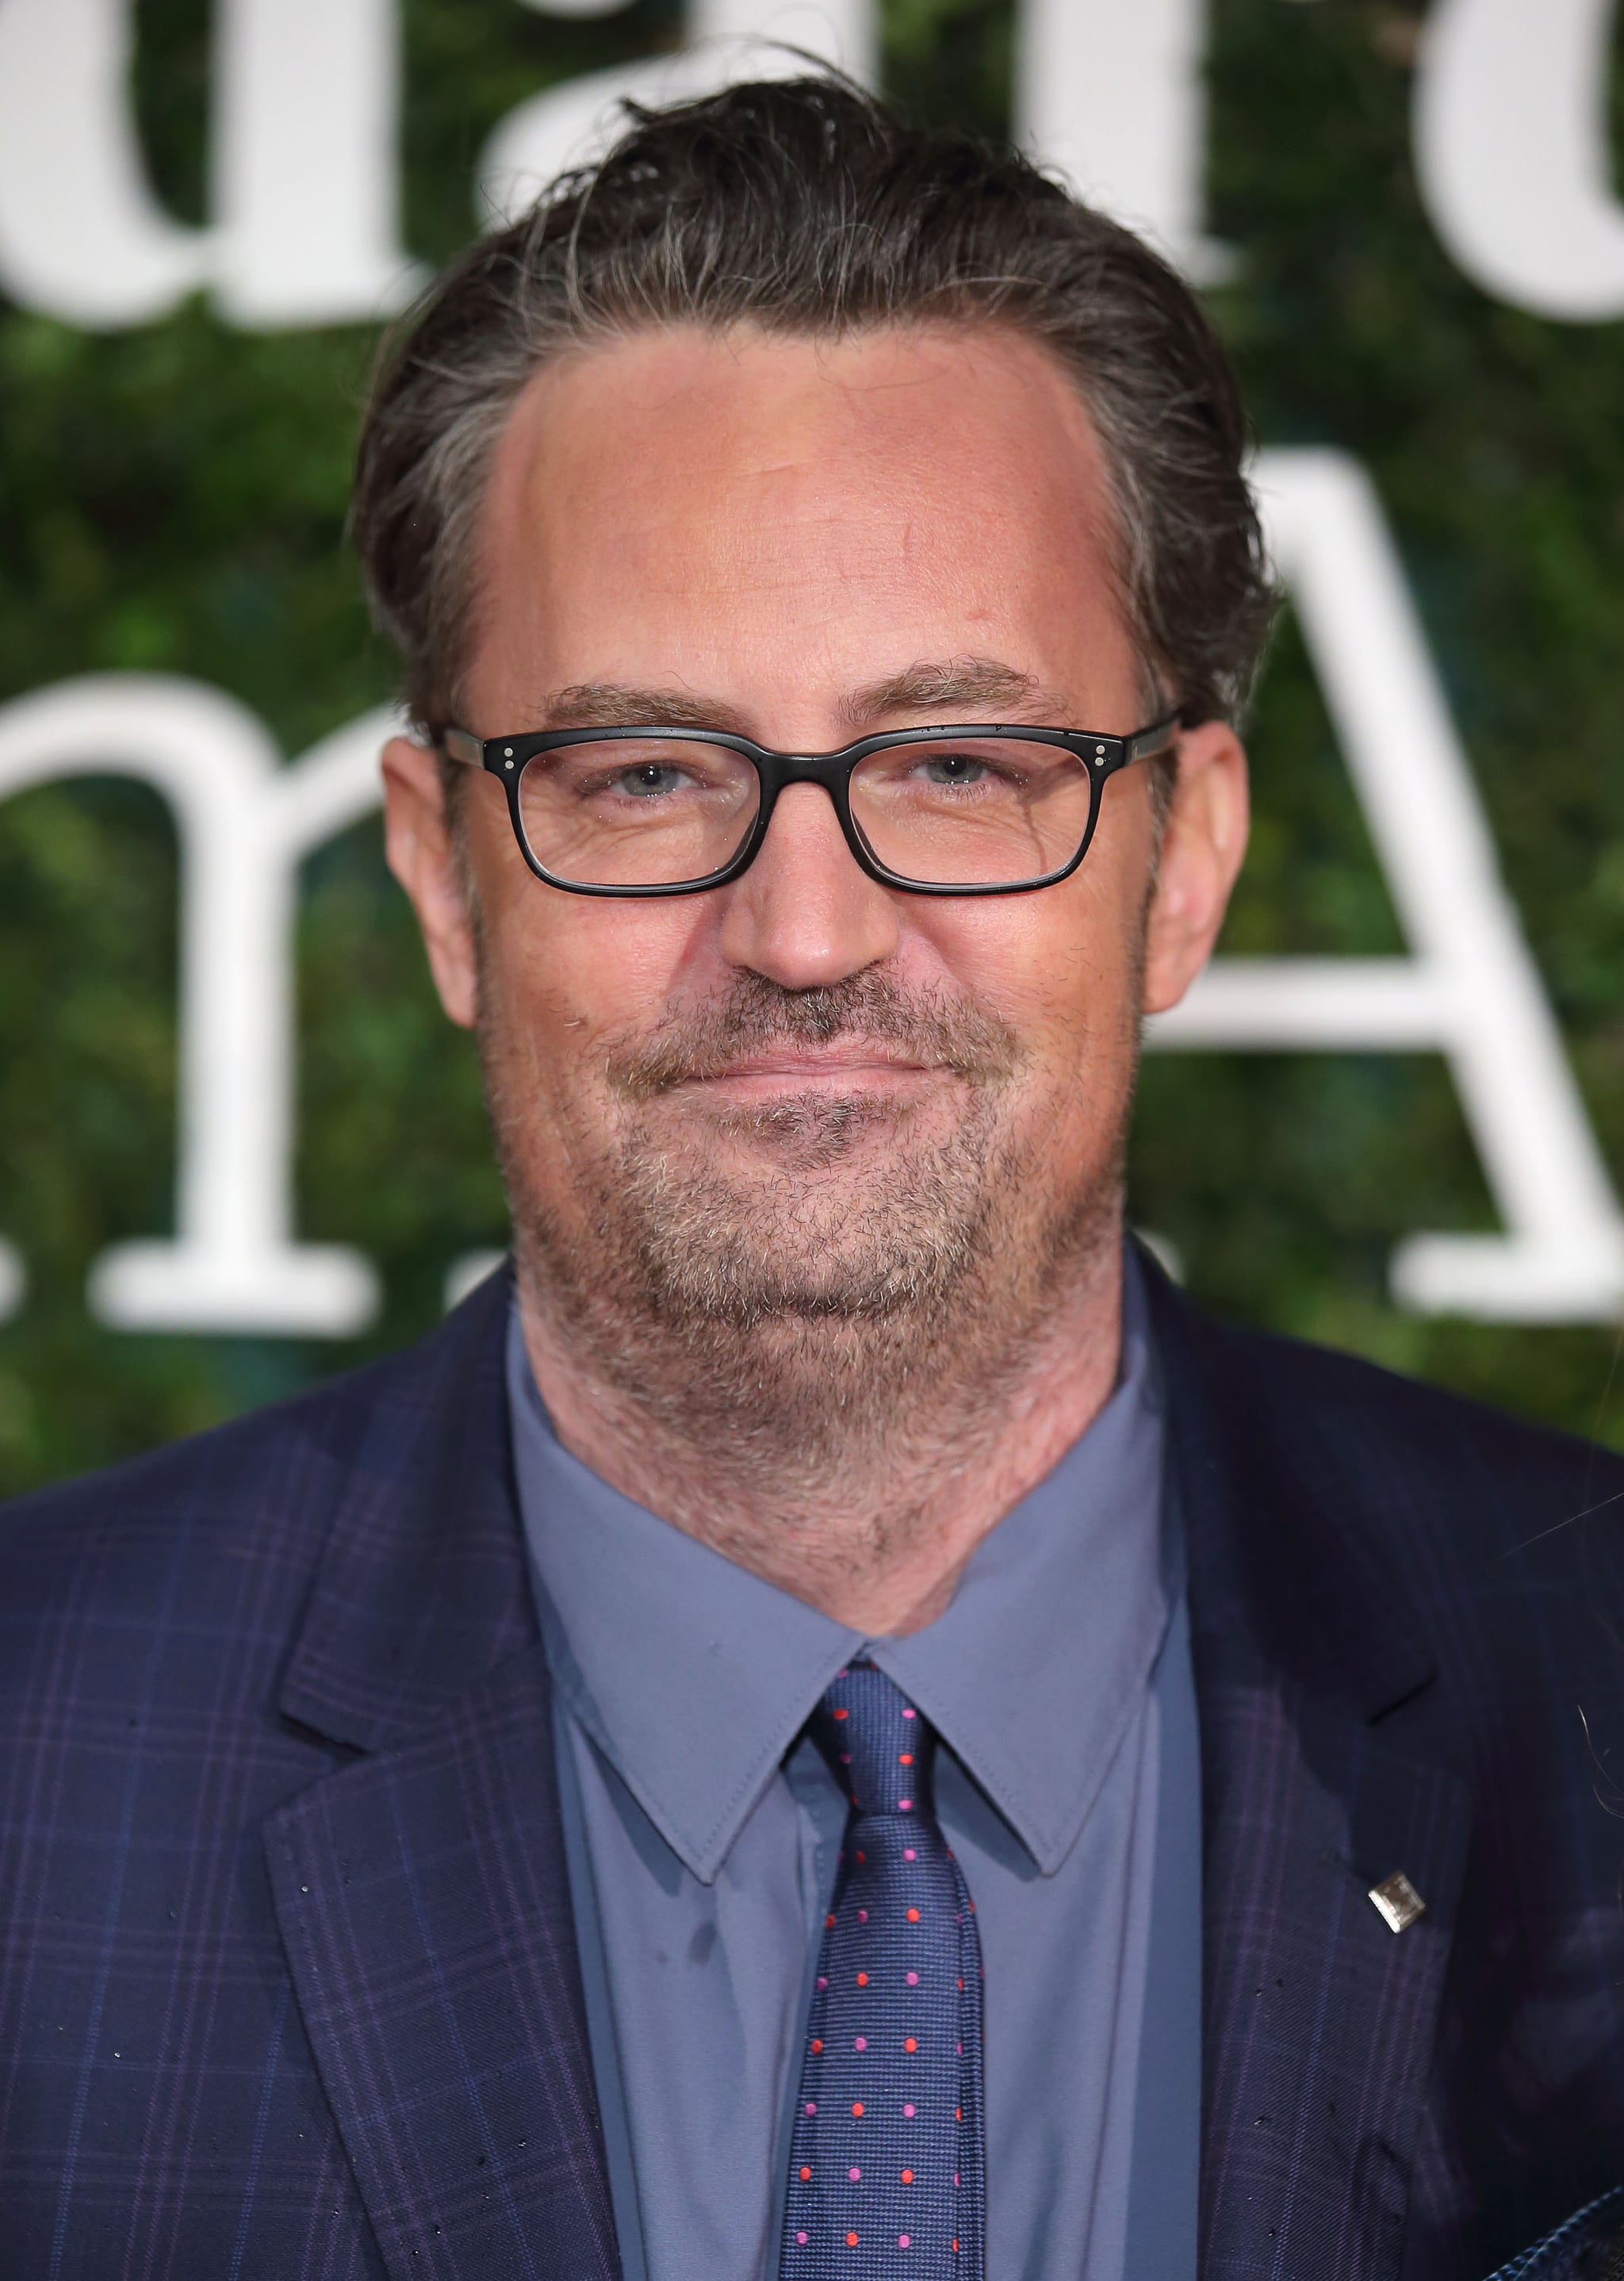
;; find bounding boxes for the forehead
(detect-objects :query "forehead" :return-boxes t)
[470,322,1131,720]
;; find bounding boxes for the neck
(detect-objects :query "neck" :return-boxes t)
[516,1240,1124,1635]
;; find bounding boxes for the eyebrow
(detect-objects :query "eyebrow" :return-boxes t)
[842,658,1055,726]
[538,659,1066,742]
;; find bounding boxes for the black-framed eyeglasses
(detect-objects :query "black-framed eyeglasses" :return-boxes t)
[440,715,1180,899]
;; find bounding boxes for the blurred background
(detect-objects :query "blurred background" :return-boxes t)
[4,0,1624,1495]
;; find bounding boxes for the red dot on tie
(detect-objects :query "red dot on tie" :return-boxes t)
[898,1753,914,1765]
[958,1978,964,1990]
[955,2107,963,2122]
[810,2038,823,2053]
[833,1707,849,1720]
[856,1971,869,1986]
[800,2166,812,2181]
[904,2037,917,2052]
[852,2103,864,2117]
[953,2239,960,2256]
[847,2234,860,2248]
[856,1850,866,1864]
[901,2168,914,2183]
[826,1914,837,1929]
[906,1908,921,1923]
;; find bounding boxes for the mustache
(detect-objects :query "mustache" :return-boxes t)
[605,972,1023,1097]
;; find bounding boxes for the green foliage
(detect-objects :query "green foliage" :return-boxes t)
[3,0,1624,1493]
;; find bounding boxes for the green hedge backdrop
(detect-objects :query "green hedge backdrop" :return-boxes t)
[4,0,1624,1496]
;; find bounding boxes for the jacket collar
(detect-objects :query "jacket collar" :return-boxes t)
[278,1248,1439,1758]
[276,1262,538,1754]
[1143,1250,1438,1723]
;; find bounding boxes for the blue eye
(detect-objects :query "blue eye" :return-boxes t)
[917,753,992,786]
[613,765,688,799]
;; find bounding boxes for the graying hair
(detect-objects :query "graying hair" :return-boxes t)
[353,75,1275,761]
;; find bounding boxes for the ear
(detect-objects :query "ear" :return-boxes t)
[1141,721,1250,1017]
[381,736,479,1030]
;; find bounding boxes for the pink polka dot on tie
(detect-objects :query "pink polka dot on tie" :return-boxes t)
[797,2232,808,2246]
[906,1971,918,1984]
[902,2103,915,2117]
[858,1908,868,1922]
[848,2167,861,2180]
[902,1708,917,1719]
[818,1976,828,1990]
[854,2037,867,2049]
[899,2237,911,2251]
[898,1799,913,1812]
[805,2103,817,2115]
[953,2173,960,2187]
[903,1848,917,1861]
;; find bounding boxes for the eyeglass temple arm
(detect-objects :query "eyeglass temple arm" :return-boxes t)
[441,726,485,769]
[1122,714,1182,768]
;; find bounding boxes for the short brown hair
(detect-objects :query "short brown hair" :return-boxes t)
[353,74,1274,743]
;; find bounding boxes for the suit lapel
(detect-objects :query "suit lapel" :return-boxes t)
[265,1270,619,2281]
[1146,1260,1473,2281]
[1195,1673,1469,2281]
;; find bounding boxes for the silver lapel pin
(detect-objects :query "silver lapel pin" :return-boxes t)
[1368,1869,1427,1933]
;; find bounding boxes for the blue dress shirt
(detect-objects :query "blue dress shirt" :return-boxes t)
[508,1250,1200,2281]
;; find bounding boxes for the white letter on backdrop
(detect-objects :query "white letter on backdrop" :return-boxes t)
[0,0,418,330]
[0,680,390,1336]
[1415,0,1624,322]
[211,0,422,325]
[1150,450,1624,1321]
[0,0,207,328]
[478,0,877,226]
[1013,0,1228,280]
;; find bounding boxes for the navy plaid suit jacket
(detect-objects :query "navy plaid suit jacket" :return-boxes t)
[5,1256,1624,2279]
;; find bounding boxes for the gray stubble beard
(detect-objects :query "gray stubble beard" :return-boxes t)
[481,968,1137,1506]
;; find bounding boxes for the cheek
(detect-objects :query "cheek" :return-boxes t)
[919,859,1146,1075]
[476,880,715,1089]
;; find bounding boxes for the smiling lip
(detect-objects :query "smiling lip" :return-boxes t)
[681,1046,942,1092]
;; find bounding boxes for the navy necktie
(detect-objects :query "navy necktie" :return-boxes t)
[780,1662,986,2279]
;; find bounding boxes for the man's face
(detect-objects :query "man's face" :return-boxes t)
[385,323,1246,1444]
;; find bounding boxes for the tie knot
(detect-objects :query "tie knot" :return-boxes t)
[810,1663,933,1819]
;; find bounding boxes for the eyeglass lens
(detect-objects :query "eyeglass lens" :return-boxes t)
[514,734,1098,889]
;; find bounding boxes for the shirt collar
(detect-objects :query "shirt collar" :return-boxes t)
[509,1246,1169,1884]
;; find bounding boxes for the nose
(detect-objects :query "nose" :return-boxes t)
[716,780,901,989]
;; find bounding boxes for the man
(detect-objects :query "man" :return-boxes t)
[2,75,1622,2281]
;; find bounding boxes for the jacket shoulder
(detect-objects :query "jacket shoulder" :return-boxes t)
[0,1267,511,1655]
[1164,1286,1624,1565]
